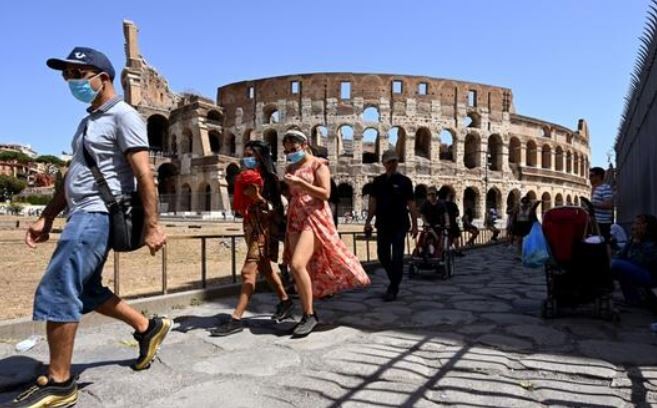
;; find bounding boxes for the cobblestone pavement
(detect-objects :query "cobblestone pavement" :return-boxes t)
[1,246,657,407]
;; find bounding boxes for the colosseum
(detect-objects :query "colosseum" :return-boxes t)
[120,21,591,224]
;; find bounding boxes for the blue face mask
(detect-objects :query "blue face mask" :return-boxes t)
[68,76,100,104]
[242,157,257,169]
[286,150,305,164]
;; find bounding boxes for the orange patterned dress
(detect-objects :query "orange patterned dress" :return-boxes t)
[285,158,371,298]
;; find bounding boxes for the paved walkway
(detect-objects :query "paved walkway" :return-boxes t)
[1,246,657,407]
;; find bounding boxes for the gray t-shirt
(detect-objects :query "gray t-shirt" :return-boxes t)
[65,97,149,214]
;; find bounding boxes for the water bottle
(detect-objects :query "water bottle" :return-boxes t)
[15,335,40,352]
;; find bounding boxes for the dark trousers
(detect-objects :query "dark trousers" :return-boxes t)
[611,259,657,305]
[377,228,407,294]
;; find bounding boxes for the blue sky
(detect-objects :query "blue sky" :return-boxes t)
[0,0,650,166]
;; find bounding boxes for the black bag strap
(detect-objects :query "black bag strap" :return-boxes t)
[80,123,120,210]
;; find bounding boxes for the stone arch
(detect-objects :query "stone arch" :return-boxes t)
[574,195,579,206]
[147,114,169,151]
[242,128,255,146]
[541,144,552,169]
[182,128,193,154]
[573,153,580,176]
[337,124,354,157]
[414,127,431,159]
[508,137,521,165]
[264,129,278,161]
[311,125,328,147]
[439,129,455,161]
[465,112,481,128]
[336,183,354,217]
[487,134,503,171]
[542,126,551,139]
[464,133,480,169]
[555,193,564,207]
[415,184,428,208]
[541,192,552,214]
[263,105,279,124]
[566,151,573,173]
[555,146,564,171]
[207,109,223,123]
[180,183,192,212]
[463,187,480,219]
[361,106,380,122]
[388,126,407,163]
[226,132,236,156]
[526,190,537,203]
[506,189,521,214]
[199,182,212,212]
[157,163,177,212]
[208,130,221,154]
[581,156,588,176]
[438,185,456,200]
[486,187,502,211]
[526,140,537,167]
[566,194,572,205]
[362,127,379,164]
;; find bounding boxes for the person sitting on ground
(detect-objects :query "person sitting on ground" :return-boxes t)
[462,208,479,246]
[611,214,657,307]
[211,141,293,336]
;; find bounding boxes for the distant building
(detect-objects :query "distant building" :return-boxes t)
[0,143,38,158]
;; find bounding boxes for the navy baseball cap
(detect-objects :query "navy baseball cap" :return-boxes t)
[47,47,115,80]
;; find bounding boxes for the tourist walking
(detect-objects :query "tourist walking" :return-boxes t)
[282,130,370,337]
[365,149,419,301]
[589,167,615,243]
[211,141,293,336]
[9,47,170,408]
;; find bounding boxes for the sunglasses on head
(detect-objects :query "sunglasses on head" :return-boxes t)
[62,68,101,80]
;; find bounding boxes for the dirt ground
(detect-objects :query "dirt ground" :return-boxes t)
[0,216,381,320]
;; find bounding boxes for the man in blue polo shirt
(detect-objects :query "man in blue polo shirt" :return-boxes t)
[8,47,171,408]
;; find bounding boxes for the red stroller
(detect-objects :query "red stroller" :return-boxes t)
[408,225,454,279]
[540,197,618,320]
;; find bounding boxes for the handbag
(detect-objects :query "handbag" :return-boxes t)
[81,126,145,252]
[522,221,550,268]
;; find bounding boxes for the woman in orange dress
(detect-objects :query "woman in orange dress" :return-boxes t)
[282,130,371,337]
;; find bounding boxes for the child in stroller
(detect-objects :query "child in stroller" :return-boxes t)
[409,187,454,278]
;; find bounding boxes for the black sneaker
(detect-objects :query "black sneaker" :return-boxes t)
[7,375,78,408]
[210,318,244,337]
[271,299,294,321]
[131,316,172,371]
[383,291,398,302]
[291,314,318,338]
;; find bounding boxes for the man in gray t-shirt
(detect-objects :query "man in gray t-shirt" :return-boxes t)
[10,47,171,407]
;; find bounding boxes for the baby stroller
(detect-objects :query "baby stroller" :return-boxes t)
[540,197,618,320]
[408,225,454,279]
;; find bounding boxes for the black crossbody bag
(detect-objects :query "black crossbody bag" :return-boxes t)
[81,127,145,252]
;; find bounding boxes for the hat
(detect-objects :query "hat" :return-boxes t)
[47,47,115,80]
[382,149,399,163]
[282,130,307,143]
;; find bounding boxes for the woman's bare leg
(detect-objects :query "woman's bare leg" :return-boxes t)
[289,229,318,315]
[232,261,258,319]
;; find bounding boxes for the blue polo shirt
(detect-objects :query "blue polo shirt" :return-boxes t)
[65,97,149,214]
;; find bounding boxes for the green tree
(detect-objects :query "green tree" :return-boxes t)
[0,175,27,198]
[36,155,65,166]
[0,151,32,163]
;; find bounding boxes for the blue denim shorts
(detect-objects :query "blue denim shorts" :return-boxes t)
[33,211,113,322]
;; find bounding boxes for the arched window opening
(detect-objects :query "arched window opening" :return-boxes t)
[361,106,380,122]
[487,135,503,171]
[311,125,328,147]
[541,192,552,214]
[209,130,221,154]
[362,128,379,164]
[388,126,406,163]
[337,183,354,218]
[414,127,431,159]
[338,125,354,157]
[439,129,454,161]
[555,193,564,207]
[541,145,552,169]
[147,115,169,151]
[526,141,537,167]
[463,187,480,219]
[555,147,564,172]
[464,134,480,169]
[509,137,521,165]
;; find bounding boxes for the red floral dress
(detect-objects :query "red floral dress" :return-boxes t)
[285,158,371,298]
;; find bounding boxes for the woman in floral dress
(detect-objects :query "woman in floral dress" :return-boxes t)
[282,130,371,337]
